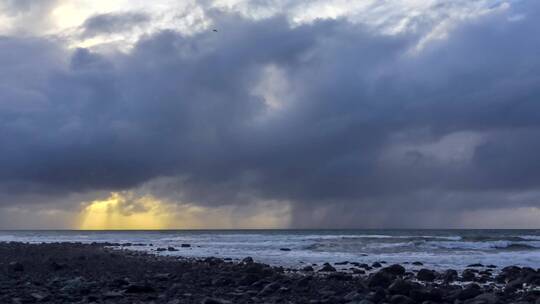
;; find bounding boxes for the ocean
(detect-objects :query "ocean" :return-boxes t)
[1,229,539,270]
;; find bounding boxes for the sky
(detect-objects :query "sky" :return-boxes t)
[0,0,539,229]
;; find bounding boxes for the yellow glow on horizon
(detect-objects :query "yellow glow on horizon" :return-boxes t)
[78,192,170,230]
[77,191,291,230]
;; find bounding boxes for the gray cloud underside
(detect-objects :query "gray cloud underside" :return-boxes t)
[80,12,150,38]
[1,3,540,227]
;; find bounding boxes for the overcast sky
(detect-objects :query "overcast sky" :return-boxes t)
[0,0,539,229]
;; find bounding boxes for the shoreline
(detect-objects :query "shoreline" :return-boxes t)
[1,242,539,303]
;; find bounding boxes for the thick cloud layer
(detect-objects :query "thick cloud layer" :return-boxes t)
[1,1,540,227]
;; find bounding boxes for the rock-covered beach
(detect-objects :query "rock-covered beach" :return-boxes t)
[1,242,539,304]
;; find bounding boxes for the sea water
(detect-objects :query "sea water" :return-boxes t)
[0,229,539,270]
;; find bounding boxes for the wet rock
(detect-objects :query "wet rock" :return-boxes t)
[411,261,423,266]
[238,273,260,285]
[60,277,90,295]
[30,292,49,301]
[156,247,167,251]
[327,272,353,281]
[103,291,123,299]
[212,277,234,287]
[201,297,232,304]
[319,263,337,272]
[167,247,178,251]
[463,269,477,281]
[409,288,443,302]
[302,266,314,272]
[468,263,484,267]
[7,261,24,272]
[109,277,130,288]
[204,257,224,265]
[388,279,413,295]
[124,283,156,293]
[500,266,521,281]
[468,293,499,304]
[344,291,363,301]
[382,264,406,276]
[241,257,254,264]
[443,269,458,282]
[506,278,524,290]
[366,289,386,303]
[49,260,67,271]
[390,294,414,304]
[258,282,280,296]
[335,261,349,265]
[448,284,482,301]
[296,276,312,287]
[417,268,437,282]
[181,243,191,248]
[153,273,170,281]
[368,270,395,288]
[372,262,382,268]
[279,248,291,251]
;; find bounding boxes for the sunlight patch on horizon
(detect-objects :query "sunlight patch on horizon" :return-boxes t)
[78,192,171,230]
[77,191,291,230]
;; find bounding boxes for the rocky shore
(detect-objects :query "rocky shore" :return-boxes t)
[0,242,539,304]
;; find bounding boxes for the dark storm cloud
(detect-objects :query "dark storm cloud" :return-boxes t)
[1,3,540,226]
[80,12,150,38]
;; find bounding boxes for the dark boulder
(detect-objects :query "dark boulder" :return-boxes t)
[469,293,500,304]
[467,263,484,267]
[242,257,254,264]
[388,279,413,295]
[319,263,337,272]
[368,270,395,288]
[382,264,406,276]
[442,269,458,282]
[417,268,437,282]
[366,289,387,303]
[449,284,482,301]
[462,269,477,281]
[203,257,223,265]
[409,288,443,302]
[302,265,314,272]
